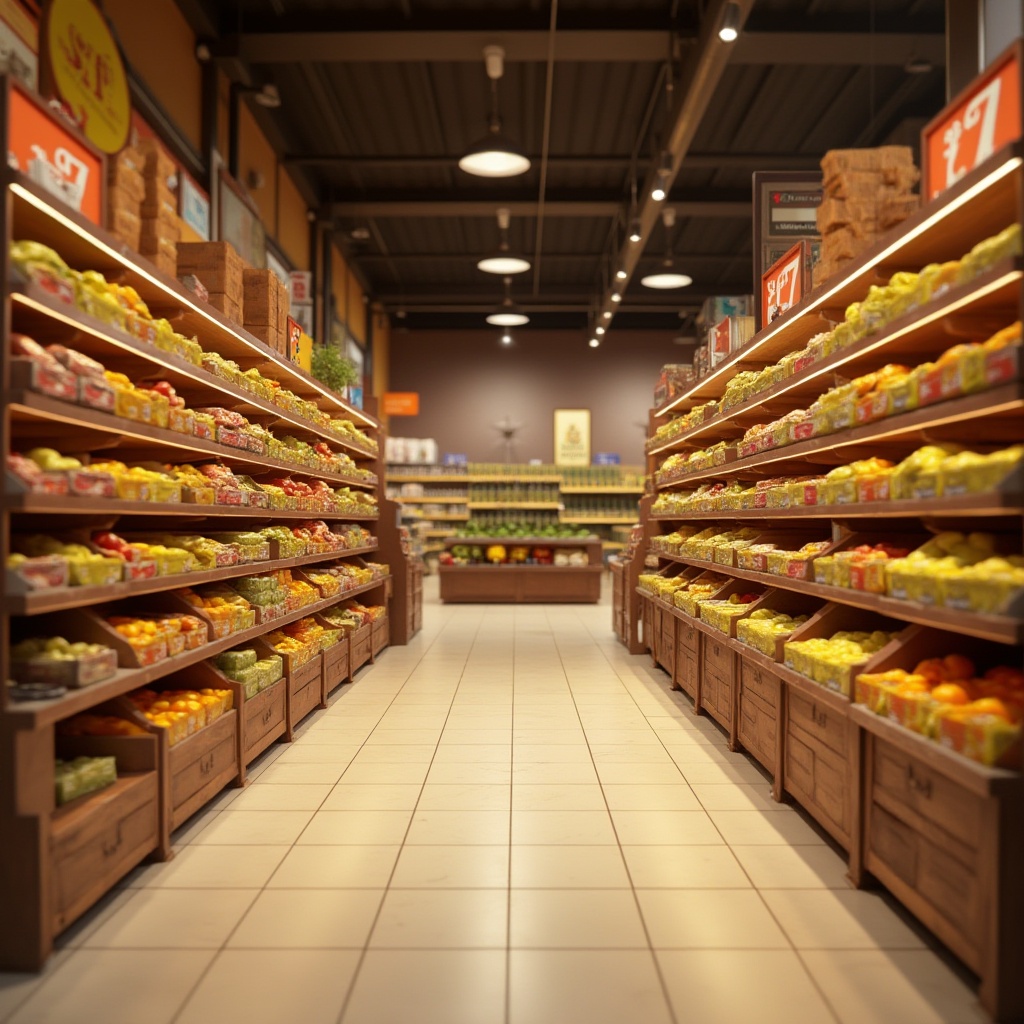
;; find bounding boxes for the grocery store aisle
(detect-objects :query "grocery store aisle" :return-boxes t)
[1,579,987,1024]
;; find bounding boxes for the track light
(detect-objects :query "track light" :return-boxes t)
[628,218,642,243]
[611,292,621,303]
[588,338,599,348]
[718,2,741,42]
[478,208,532,274]
[651,152,673,201]
[486,275,530,326]
[615,267,627,280]
[459,46,531,177]
[602,310,612,319]
[595,325,606,335]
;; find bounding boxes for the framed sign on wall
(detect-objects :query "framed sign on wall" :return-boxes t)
[554,408,591,467]
[218,170,266,268]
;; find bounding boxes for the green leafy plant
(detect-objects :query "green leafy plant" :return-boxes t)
[310,344,359,394]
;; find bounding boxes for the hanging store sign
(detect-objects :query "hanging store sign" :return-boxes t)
[922,40,1022,202]
[761,240,812,329]
[43,0,130,154]
[382,392,420,416]
[554,408,591,467]
[6,78,102,222]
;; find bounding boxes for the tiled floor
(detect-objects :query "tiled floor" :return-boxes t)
[0,578,990,1024]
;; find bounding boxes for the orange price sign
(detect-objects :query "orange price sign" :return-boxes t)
[7,81,102,223]
[922,41,1022,202]
[383,392,420,416]
[760,240,809,329]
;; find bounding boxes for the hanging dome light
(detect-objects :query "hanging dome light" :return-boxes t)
[459,46,531,178]
[477,207,532,274]
[486,276,530,326]
[641,207,692,289]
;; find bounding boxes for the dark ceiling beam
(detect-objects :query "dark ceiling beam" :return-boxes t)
[376,295,722,312]
[352,251,742,264]
[213,30,943,66]
[286,152,822,170]
[327,199,750,218]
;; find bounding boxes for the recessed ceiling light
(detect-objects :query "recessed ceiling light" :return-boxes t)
[588,338,599,348]
[641,269,693,289]
[611,292,621,303]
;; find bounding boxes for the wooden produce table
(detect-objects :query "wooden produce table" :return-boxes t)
[439,537,603,603]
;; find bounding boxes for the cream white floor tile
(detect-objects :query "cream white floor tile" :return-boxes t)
[54,888,139,949]
[253,762,353,785]
[638,889,790,949]
[364,729,443,744]
[291,729,371,746]
[511,810,617,845]
[439,729,512,744]
[7,950,213,1024]
[511,784,606,811]
[298,809,413,845]
[321,783,423,810]
[648,723,719,745]
[272,744,361,765]
[431,744,512,763]
[800,949,988,1024]
[268,844,400,888]
[593,762,685,785]
[731,845,852,889]
[708,809,827,846]
[610,809,724,845]
[512,762,598,784]
[339,761,430,784]
[583,729,659,744]
[662,743,744,765]
[227,783,331,811]
[370,889,507,948]
[417,784,512,810]
[512,714,581,730]
[657,949,836,1024]
[128,845,286,889]
[349,744,437,763]
[602,784,700,811]
[190,809,313,845]
[376,714,449,730]
[589,743,673,764]
[690,781,788,812]
[176,949,360,1024]
[391,845,510,888]
[508,950,673,1024]
[405,809,511,845]
[426,762,513,785]
[0,951,70,1022]
[623,845,750,888]
[342,950,506,1024]
[571,694,639,706]
[511,728,587,744]
[82,888,257,949]
[510,889,646,948]
[169,809,221,847]
[762,889,926,950]
[511,845,630,888]
[228,889,383,948]
[678,760,775,785]
[301,723,374,741]
[512,743,593,763]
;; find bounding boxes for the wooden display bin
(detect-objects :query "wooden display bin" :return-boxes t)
[699,631,736,735]
[350,622,373,675]
[161,710,239,833]
[287,653,323,736]
[322,632,351,695]
[611,559,625,642]
[371,614,389,657]
[50,733,161,933]
[672,614,701,701]
[654,600,676,677]
[737,654,782,775]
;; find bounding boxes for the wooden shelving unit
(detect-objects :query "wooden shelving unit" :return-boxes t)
[630,144,1024,1021]
[0,159,398,971]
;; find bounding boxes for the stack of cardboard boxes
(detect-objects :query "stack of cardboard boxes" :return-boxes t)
[106,147,145,252]
[138,138,180,276]
[243,268,291,354]
[813,146,920,288]
[177,241,244,323]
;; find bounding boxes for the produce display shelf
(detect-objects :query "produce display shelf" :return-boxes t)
[653,553,1023,644]
[561,516,637,525]
[646,259,1023,455]
[654,142,1023,418]
[468,475,562,483]
[649,491,1024,520]
[444,564,603,572]
[391,496,467,503]
[7,389,372,486]
[467,502,563,510]
[386,475,470,484]
[3,494,380,519]
[8,575,391,728]
[10,285,379,466]
[402,513,468,522]
[656,382,1024,489]
[12,546,381,616]
[9,173,376,429]
[444,535,598,545]
[559,486,645,494]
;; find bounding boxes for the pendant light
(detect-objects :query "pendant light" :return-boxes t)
[477,207,532,275]
[718,2,741,42]
[486,276,530,326]
[459,46,531,178]
[641,208,692,289]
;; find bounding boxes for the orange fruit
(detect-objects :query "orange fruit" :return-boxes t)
[942,654,975,680]
[969,697,1012,721]
[914,658,946,681]
[931,683,970,706]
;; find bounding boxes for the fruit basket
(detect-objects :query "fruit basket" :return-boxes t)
[10,637,118,688]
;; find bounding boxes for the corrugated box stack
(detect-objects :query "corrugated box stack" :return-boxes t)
[177,241,244,324]
[243,268,291,353]
[138,138,180,276]
[813,145,920,288]
[106,147,144,251]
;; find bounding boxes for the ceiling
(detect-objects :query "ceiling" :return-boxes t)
[175,0,947,333]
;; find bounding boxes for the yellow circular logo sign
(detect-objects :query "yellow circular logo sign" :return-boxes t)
[46,0,130,153]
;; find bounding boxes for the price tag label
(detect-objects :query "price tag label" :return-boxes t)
[922,41,1022,202]
[760,240,810,329]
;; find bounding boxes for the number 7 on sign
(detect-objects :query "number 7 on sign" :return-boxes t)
[943,75,1002,189]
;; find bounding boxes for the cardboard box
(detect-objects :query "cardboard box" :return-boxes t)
[140,186,177,220]
[140,215,181,251]
[177,241,244,300]
[138,137,177,189]
[243,268,279,325]
[108,148,146,203]
[108,207,141,250]
[205,291,243,324]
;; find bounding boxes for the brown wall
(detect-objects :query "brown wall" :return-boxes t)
[388,329,680,464]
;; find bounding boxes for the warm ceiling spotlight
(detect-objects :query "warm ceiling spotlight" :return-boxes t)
[477,208,532,274]
[602,310,612,319]
[486,275,530,326]
[610,292,622,303]
[651,152,673,201]
[595,325,606,335]
[500,331,513,345]
[642,206,692,289]
[628,217,642,243]
[615,267,627,280]
[589,338,600,348]
[459,46,531,178]
[718,2,741,42]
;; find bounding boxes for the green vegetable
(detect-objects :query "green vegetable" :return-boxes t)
[310,344,359,395]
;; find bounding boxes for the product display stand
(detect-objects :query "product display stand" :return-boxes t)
[0,147,396,969]
[636,144,1024,1020]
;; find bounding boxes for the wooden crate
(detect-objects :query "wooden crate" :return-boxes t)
[322,633,351,695]
[49,734,161,933]
[177,241,244,301]
[699,631,735,733]
[350,623,372,675]
[737,655,782,775]
[287,653,323,734]
[371,615,389,658]
[164,710,239,832]
[672,614,701,701]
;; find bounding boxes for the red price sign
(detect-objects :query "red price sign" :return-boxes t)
[922,41,1022,202]
[760,240,809,329]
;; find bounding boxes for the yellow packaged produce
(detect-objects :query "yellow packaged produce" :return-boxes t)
[941,446,1024,497]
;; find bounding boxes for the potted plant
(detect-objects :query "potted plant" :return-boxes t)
[310,344,358,397]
